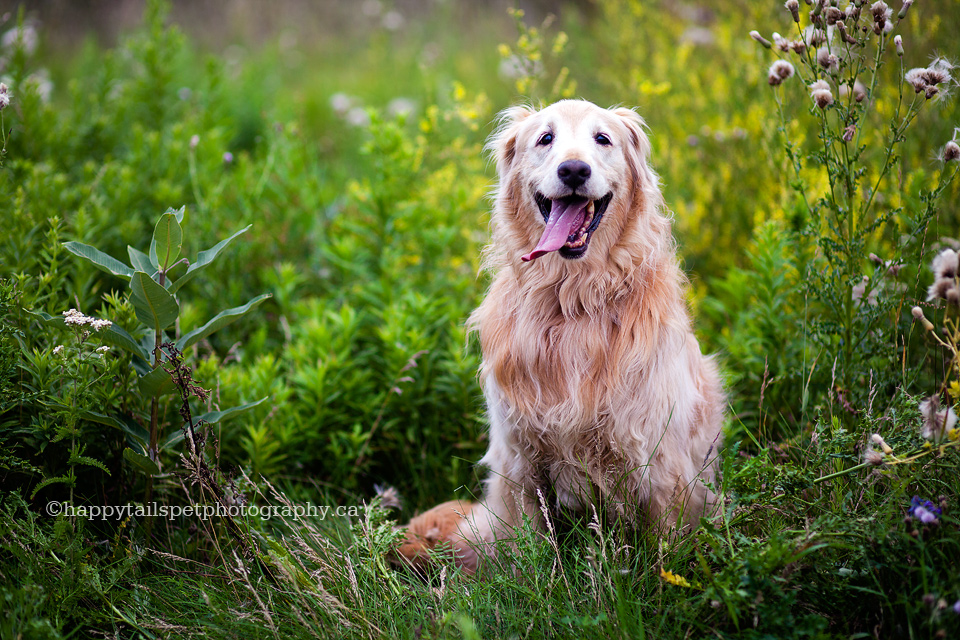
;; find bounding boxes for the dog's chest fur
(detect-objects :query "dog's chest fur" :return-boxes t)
[475,257,688,458]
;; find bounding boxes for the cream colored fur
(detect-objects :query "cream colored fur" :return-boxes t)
[398,100,723,575]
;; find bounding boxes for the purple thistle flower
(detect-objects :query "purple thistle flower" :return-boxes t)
[909,496,942,524]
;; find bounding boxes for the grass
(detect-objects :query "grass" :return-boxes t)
[2,0,960,637]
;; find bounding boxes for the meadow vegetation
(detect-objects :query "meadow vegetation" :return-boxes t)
[2,0,960,637]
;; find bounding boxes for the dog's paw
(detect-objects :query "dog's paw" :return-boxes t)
[393,500,481,574]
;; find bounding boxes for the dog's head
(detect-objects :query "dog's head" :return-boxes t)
[488,100,661,265]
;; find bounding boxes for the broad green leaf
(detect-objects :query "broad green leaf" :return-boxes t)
[162,427,187,449]
[130,271,180,331]
[195,397,268,425]
[169,225,251,294]
[148,238,160,270]
[123,448,160,476]
[127,246,155,275]
[138,365,176,398]
[175,294,270,351]
[81,410,150,452]
[99,323,150,362]
[153,211,183,270]
[63,242,134,279]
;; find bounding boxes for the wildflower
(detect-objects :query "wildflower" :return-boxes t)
[0,83,9,111]
[387,97,416,118]
[52,345,64,355]
[803,25,829,48]
[330,92,352,115]
[750,30,772,49]
[1,24,38,56]
[898,0,914,20]
[842,124,856,142]
[871,433,894,455]
[809,79,834,109]
[863,441,885,465]
[222,152,233,164]
[852,276,878,306]
[381,10,405,31]
[894,35,903,57]
[660,567,691,587]
[870,2,892,35]
[346,106,370,127]
[837,21,858,45]
[374,484,403,510]
[96,345,110,353]
[919,396,958,442]
[772,32,791,52]
[953,599,960,615]
[768,60,796,86]
[943,141,960,163]
[908,496,942,524]
[825,6,844,25]
[905,59,954,96]
[189,134,199,150]
[926,249,959,304]
[785,0,801,23]
[912,306,936,331]
[817,47,840,74]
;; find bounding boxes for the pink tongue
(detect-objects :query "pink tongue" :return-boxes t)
[521,198,589,262]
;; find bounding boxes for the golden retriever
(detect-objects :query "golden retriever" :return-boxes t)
[397,100,724,574]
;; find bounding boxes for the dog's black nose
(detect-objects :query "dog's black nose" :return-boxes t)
[557,160,591,189]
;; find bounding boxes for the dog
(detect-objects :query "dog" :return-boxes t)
[396,100,724,574]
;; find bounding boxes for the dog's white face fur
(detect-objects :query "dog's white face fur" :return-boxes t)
[488,100,658,267]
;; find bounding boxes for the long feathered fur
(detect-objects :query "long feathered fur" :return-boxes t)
[397,100,724,574]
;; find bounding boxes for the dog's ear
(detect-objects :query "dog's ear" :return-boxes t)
[612,107,654,186]
[488,105,534,177]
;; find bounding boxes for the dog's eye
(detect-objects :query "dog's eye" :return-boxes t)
[537,132,554,146]
[595,133,612,146]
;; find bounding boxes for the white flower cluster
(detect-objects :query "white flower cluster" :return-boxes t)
[63,308,113,332]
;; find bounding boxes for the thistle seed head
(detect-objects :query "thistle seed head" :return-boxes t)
[817,47,840,73]
[809,79,835,108]
[768,60,796,86]
[785,0,801,22]
[944,140,960,162]
[750,30,773,49]
[898,0,914,20]
[920,396,958,442]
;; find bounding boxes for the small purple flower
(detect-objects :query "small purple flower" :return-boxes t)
[954,599,960,615]
[223,151,234,164]
[909,496,942,524]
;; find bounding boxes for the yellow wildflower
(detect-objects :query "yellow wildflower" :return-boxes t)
[660,568,691,587]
